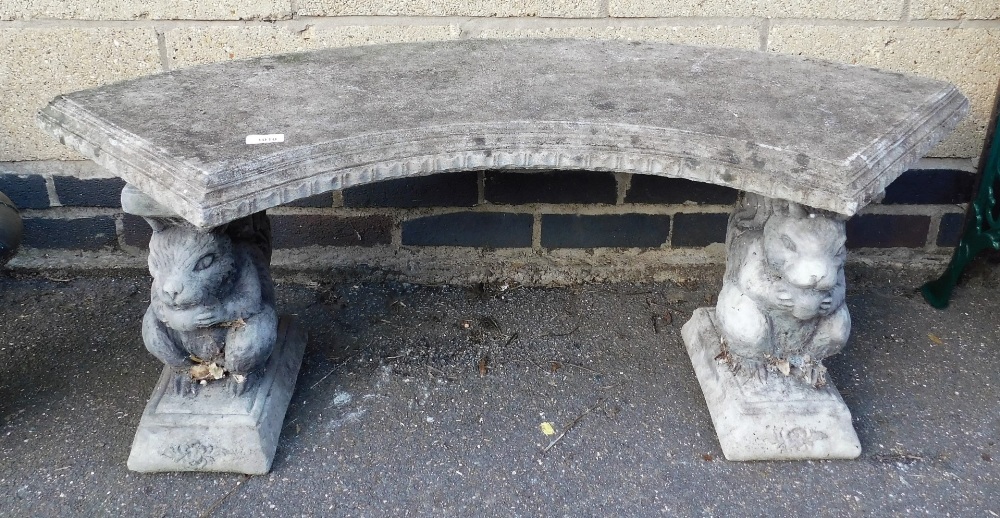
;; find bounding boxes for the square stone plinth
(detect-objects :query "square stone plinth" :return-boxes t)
[681,308,861,461]
[127,316,306,474]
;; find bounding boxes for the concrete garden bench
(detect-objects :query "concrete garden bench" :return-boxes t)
[37,39,968,473]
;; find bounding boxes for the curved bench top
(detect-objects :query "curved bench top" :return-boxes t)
[38,39,967,228]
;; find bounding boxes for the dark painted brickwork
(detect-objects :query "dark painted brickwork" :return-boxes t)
[882,169,976,205]
[344,173,478,208]
[541,214,670,248]
[53,176,126,207]
[847,214,930,248]
[22,217,117,250]
[403,212,532,247]
[282,193,334,208]
[625,176,739,205]
[485,171,616,205]
[11,168,965,255]
[271,215,392,248]
[671,213,730,247]
[122,213,153,248]
[0,174,48,209]
[937,213,966,247]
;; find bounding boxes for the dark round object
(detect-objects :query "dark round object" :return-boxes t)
[0,191,23,266]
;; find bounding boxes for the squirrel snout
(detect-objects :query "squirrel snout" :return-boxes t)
[787,272,824,289]
[786,260,838,290]
[162,281,183,302]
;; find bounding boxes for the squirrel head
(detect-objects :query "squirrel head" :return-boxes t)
[148,224,238,309]
[762,202,846,292]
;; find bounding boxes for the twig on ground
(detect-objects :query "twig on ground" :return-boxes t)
[480,316,502,334]
[309,367,338,390]
[541,399,605,454]
[524,358,552,374]
[199,474,251,518]
[327,350,361,366]
[427,364,457,381]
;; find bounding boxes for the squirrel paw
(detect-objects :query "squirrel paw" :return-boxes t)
[170,369,201,397]
[226,371,258,397]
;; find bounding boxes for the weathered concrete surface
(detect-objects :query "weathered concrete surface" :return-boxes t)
[296,0,603,18]
[768,26,1000,159]
[128,317,306,474]
[715,194,850,383]
[0,0,291,21]
[608,0,902,19]
[164,25,461,69]
[910,0,1000,20]
[38,39,967,227]
[2,27,161,161]
[0,264,998,515]
[476,25,760,49]
[684,309,861,460]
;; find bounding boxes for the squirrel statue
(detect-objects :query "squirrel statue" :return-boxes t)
[715,194,851,387]
[141,213,277,395]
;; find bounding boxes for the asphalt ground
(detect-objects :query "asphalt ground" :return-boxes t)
[0,263,998,516]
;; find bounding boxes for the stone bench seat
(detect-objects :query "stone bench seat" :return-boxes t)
[39,39,966,228]
[37,39,968,473]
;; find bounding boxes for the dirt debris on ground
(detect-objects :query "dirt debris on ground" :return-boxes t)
[0,263,998,515]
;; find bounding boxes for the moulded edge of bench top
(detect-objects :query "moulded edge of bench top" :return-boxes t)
[36,39,969,228]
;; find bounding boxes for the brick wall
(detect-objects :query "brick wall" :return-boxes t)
[0,1,996,280]
[0,158,975,283]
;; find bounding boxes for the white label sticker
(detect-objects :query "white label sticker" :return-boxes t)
[245,134,285,145]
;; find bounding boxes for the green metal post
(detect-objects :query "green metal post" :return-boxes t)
[921,121,1000,308]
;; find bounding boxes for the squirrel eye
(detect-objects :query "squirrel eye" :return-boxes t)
[780,235,797,252]
[194,253,216,271]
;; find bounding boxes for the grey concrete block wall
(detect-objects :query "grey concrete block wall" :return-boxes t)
[1,2,997,162]
[0,1,995,276]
